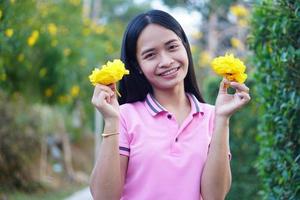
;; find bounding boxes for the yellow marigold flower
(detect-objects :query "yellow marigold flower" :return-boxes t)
[27,30,39,46]
[89,59,130,96]
[230,5,249,18]
[211,53,247,83]
[47,23,57,36]
[89,59,129,85]
[70,85,80,97]
[5,29,14,38]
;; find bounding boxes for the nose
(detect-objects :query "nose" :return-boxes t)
[158,52,174,68]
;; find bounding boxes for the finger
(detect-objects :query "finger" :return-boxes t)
[219,78,230,94]
[230,82,250,93]
[94,84,114,96]
[236,91,251,103]
[107,83,116,92]
[91,90,111,107]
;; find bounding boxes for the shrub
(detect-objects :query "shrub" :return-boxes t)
[249,0,300,199]
[0,91,41,191]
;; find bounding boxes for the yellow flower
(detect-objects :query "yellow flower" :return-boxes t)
[69,0,80,6]
[70,85,80,97]
[211,53,247,83]
[45,88,53,97]
[47,23,57,36]
[230,37,243,49]
[80,58,87,67]
[190,45,197,54]
[238,19,248,27]
[89,59,129,85]
[58,95,70,104]
[39,68,47,77]
[5,29,14,38]
[96,26,105,34]
[230,5,249,18]
[191,31,202,40]
[63,48,71,57]
[27,30,39,46]
[198,51,212,67]
[89,59,129,96]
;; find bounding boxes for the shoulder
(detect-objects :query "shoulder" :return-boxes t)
[120,101,144,113]
[119,101,147,120]
[200,103,215,112]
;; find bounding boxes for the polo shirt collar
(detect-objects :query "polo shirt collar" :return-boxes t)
[144,93,203,116]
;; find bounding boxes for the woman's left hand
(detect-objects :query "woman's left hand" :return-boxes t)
[215,78,251,118]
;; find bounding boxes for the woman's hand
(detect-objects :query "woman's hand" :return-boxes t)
[215,78,251,118]
[91,83,120,121]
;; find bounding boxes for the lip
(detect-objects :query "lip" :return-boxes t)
[159,67,180,77]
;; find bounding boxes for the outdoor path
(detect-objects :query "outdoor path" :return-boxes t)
[65,187,93,200]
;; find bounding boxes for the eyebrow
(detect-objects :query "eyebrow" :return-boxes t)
[140,39,179,56]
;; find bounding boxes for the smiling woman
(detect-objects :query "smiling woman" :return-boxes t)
[89,9,250,200]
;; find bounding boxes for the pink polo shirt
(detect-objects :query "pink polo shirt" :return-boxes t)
[118,93,216,200]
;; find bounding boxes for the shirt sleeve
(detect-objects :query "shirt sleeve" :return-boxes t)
[118,112,130,157]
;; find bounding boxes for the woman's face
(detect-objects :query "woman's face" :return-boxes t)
[136,24,189,92]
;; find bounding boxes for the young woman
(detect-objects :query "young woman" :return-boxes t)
[90,10,250,200]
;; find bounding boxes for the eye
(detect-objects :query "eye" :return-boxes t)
[144,52,156,59]
[168,44,179,51]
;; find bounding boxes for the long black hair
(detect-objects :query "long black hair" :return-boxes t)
[118,9,205,104]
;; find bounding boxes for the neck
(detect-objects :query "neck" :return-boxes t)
[153,84,188,111]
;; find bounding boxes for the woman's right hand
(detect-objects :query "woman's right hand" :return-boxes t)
[91,83,120,121]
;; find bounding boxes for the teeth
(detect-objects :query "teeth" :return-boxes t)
[161,68,178,76]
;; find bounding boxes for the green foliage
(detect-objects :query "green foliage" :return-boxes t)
[249,0,300,198]
[0,0,123,105]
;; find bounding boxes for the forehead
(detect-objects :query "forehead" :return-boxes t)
[137,24,180,52]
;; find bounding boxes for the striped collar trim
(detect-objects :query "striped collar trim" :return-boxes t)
[144,93,203,116]
[187,93,203,114]
[145,93,167,115]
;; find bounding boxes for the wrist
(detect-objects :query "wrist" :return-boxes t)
[104,118,119,133]
[214,114,230,125]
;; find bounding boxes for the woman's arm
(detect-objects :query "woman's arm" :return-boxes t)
[89,84,129,200]
[201,116,232,200]
[201,79,250,200]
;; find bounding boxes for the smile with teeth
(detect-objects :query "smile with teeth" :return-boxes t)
[159,67,180,76]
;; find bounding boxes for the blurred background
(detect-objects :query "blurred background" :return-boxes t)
[0,0,299,199]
